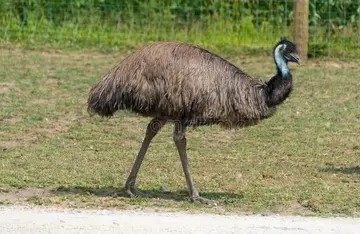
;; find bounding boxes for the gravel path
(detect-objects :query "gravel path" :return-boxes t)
[0,206,359,233]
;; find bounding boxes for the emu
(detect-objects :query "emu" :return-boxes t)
[88,38,300,204]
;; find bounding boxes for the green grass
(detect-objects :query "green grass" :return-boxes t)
[1,13,359,58]
[0,48,359,216]
[1,0,359,58]
[0,16,286,57]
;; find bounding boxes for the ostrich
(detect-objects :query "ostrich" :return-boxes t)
[88,38,300,204]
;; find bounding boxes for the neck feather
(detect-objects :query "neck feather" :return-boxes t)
[266,46,293,107]
[274,45,289,77]
[265,74,293,107]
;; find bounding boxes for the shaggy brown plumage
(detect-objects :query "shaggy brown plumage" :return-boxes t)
[88,39,300,204]
[89,42,272,127]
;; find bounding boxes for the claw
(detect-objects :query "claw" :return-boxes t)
[191,196,217,206]
[125,186,152,198]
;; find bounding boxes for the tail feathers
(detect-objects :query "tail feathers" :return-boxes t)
[88,71,158,117]
[87,78,118,117]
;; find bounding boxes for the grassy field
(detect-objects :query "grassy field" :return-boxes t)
[0,47,359,216]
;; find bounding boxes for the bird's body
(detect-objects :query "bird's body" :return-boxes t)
[88,39,300,204]
[89,42,273,127]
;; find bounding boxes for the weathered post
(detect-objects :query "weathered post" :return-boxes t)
[293,0,309,60]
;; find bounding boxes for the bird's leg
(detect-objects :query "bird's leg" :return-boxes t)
[125,118,166,197]
[173,122,216,206]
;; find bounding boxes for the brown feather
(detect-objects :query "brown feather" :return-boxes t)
[88,42,277,128]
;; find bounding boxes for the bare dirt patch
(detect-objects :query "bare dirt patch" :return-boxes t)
[0,188,52,203]
[311,59,360,69]
[0,82,15,94]
[35,119,73,137]
[0,137,37,149]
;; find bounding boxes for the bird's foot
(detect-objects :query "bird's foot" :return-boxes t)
[191,196,217,206]
[125,186,152,198]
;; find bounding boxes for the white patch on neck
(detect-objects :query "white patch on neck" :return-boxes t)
[274,44,289,77]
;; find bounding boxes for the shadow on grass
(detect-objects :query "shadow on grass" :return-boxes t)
[53,186,244,203]
[320,166,360,174]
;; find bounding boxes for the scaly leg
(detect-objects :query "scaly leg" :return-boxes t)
[173,122,216,205]
[125,117,166,197]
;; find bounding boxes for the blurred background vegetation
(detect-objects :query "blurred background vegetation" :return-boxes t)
[0,0,359,57]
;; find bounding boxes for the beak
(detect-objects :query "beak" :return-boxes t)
[286,53,301,65]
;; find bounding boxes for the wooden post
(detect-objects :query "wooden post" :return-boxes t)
[293,0,309,61]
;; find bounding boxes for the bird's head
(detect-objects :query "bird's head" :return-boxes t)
[274,37,301,65]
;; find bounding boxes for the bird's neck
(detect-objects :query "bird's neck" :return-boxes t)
[274,47,289,77]
[265,49,293,107]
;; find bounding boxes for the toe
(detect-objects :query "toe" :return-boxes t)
[132,187,152,198]
[125,187,152,198]
[191,196,217,206]
[125,188,135,197]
